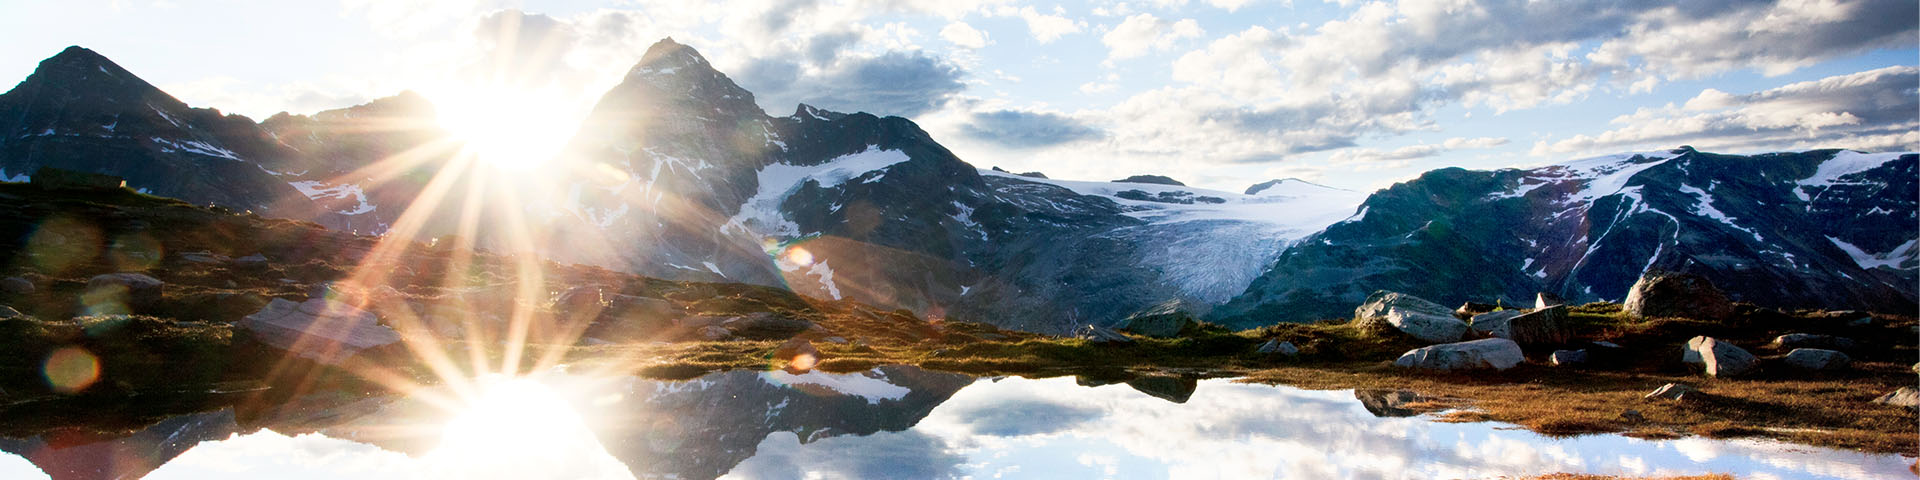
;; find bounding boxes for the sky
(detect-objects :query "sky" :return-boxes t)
[2,0,1914,192]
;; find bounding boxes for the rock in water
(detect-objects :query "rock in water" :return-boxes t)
[1469,310,1522,338]
[1769,333,1858,352]
[1256,339,1298,356]
[1873,387,1919,408]
[1074,325,1132,344]
[83,273,165,314]
[1393,338,1524,372]
[1354,389,1425,417]
[1124,375,1197,403]
[1682,336,1758,377]
[1508,305,1573,345]
[1356,291,1468,344]
[1117,299,1196,338]
[1782,348,1851,371]
[1549,349,1588,366]
[1623,272,1733,320]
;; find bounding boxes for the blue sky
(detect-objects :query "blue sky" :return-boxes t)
[3,0,1914,191]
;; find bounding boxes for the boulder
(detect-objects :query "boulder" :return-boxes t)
[1549,349,1588,367]
[1623,272,1733,320]
[1117,299,1197,338]
[179,251,230,264]
[83,273,165,313]
[1534,292,1565,310]
[1256,339,1299,356]
[773,338,821,366]
[1507,305,1574,345]
[240,298,400,365]
[554,285,608,311]
[1782,348,1851,371]
[697,325,732,341]
[1124,375,1197,404]
[232,254,269,270]
[1074,325,1133,344]
[1769,333,1857,352]
[1682,336,1758,377]
[1469,310,1522,338]
[1354,389,1425,417]
[1644,383,1698,401]
[0,277,31,296]
[0,305,22,319]
[1356,291,1469,343]
[1873,387,1919,408]
[1392,338,1524,372]
[1454,302,1496,320]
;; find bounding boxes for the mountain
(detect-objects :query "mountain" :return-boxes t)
[3,42,1912,334]
[0,47,316,216]
[539,39,1362,332]
[1213,147,1919,327]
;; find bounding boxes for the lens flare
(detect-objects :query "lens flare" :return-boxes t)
[43,347,100,393]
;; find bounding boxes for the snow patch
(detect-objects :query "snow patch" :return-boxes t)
[726,146,912,238]
[1678,184,1762,242]
[808,260,842,300]
[0,167,29,183]
[1828,236,1918,270]
[152,137,242,161]
[760,369,910,404]
[1797,150,1903,202]
[288,180,375,215]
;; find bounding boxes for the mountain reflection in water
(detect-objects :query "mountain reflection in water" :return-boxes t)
[0,366,1909,480]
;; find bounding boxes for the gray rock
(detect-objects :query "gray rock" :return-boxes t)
[1507,305,1574,345]
[1455,302,1496,320]
[554,285,608,310]
[1683,336,1758,377]
[1644,383,1698,401]
[1782,348,1851,371]
[0,305,22,319]
[1469,310,1523,338]
[1623,272,1733,320]
[1257,339,1299,356]
[232,254,269,269]
[1534,291,1565,310]
[1074,325,1133,344]
[1358,291,1469,343]
[697,325,732,341]
[1117,299,1196,338]
[1592,341,1623,349]
[1873,387,1919,408]
[240,298,400,365]
[179,251,229,264]
[1549,349,1588,367]
[1354,389,1425,417]
[0,276,31,296]
[84,272,164,313]
[1124,375,1197,404]
[773,338,821,367]
[1392,338,1524,372]
[1620,409,1646,423]
[1355,290,1455,319]
[1769,333,1857,352]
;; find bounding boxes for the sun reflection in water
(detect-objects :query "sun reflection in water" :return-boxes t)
[425,375,633,479]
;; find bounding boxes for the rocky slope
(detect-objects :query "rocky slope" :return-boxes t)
[1214,147,1919,327]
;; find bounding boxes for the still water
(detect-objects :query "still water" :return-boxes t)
[0,366,1909,479]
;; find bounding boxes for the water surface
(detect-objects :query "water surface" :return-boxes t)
[0,366,1908,479]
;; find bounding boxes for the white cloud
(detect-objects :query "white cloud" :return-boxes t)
[940,21,989,49]
[992,6,1085,43]
[1533,66,1920,156]
[1101,13,1204,60]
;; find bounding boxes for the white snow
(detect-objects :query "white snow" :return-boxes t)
[149,104,183,128]
[760,369,910,404]
[808,260,842,300]
[702,261,723,276]
[1678,183,1762,242]
[979,168,1367,304]
[288,180,375,215]
[1828,236,1917,270]
[1797,150,1903,202]
[151,137,242,161]
[0,167,28,183]
[1555,152,1673,204]
[725,145,912,238]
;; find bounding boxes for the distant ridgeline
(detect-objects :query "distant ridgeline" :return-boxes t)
[1,42,1914,333]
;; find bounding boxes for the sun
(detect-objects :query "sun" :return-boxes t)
[428,86,578,171]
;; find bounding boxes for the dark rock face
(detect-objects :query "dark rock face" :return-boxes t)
[1623,272,1733,320]
[1111,174,1185,186]
[1506,305,1573,345]
[0,47,318,216]
[1353,389,1424,417]
[1217,149,1919,326]
[1116,299,1197,338]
